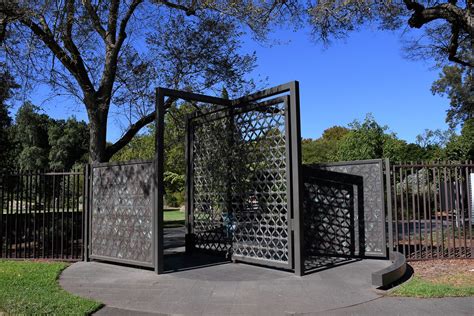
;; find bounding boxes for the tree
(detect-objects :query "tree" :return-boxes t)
[337,114,387,161]
[307,1,473,68]
[302,126,349,163]
[431,65,473,128]
[10,102,90,170]
[0,0,291,163]
[48,118,89,170]
[12,102,52,170]
[445,118,474,160]
[0,68,18,171]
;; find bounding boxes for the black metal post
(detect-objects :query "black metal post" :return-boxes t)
[155,88,166,274]
[289,81,304,276]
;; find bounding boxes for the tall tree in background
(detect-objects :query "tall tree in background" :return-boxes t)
[1,0,295,162]
[12,102,52,170]
[431,65,473,128]
[10,102,89,170]
[301,114,468,164]
[0,69,18,171]
[302,126,349,163]
[48,118,89,170]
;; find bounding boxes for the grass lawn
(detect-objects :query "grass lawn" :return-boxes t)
[390,259,474,298]
[164,209,185,228]
[0,260,102,315]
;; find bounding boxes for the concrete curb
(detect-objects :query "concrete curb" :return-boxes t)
[371,251,406,287]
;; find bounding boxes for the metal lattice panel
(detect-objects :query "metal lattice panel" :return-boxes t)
[231,102,289,264]
[303,178,354,257]
[307,160,386,257]
[90,162,154,266]
[190,99,290,265]
[191,117,233,253]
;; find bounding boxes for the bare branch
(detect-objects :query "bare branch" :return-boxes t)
[14,12,95,96]
[157,0,196,15]
[81,0,107,40]
[447,24,473,67]
[105,97,175,160]
[107,0,119,44]
[116,0,143,47]
[96,0,142,103]
[403,1,467,30]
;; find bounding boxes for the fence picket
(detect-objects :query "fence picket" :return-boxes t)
[390,161,473,260]
[0,169,85,260]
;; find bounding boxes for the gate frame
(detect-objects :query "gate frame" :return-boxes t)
[155,81,304,275]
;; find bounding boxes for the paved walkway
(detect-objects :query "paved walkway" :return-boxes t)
[60,259,473,315]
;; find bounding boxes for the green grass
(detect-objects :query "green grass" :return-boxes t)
[391,276,474,298]
[164,209,185,228]
[0,260,102,315]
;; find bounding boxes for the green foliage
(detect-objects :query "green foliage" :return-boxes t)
[0,69,18,172]
[302,114,472,164]
[432,66,473,129]
[445,119,474,161]
[48,118,89,170]
[0,261,102,315]
[112,128,155,162]
[10,102,89,171]
[336,114,386,161]
[302,126,349,163]
[13,102,52,170]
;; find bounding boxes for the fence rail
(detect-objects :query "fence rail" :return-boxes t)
[389,161,473,260]
[0,169,86,260]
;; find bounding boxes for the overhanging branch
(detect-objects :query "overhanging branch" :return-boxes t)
[105,97,176,160]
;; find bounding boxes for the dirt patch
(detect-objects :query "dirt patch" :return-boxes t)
[409,259,474,287]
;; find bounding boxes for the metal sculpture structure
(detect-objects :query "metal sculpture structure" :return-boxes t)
[86,82,391,276]
[156,82,304,274]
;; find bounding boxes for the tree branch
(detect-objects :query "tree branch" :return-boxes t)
[62,0,95,89]
[96,0,142,104]
[403,1,467,29]
[116,0,143,47]
[81,0,107,40]
[157,0,196,15]
[107,0,119,44]
[105,97,175,160]
[447,24,473,67]
[14,11,95,96]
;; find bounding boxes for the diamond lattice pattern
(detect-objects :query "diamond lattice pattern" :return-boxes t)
[191,101,289,264]
[90,163,154,264]
[303,179,354,257]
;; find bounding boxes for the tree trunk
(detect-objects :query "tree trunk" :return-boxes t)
[88,105,109,163]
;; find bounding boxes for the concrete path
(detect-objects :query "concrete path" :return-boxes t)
[60,260,473,315]
[61,259,390,315]
[308,297,473,316]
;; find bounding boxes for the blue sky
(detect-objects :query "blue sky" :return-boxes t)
[22,25,450,144]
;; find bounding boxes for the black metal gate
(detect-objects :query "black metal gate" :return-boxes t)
[156,82,304,274]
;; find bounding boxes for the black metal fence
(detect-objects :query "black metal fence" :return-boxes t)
[0,169,86,260]
[388,161,473,260]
